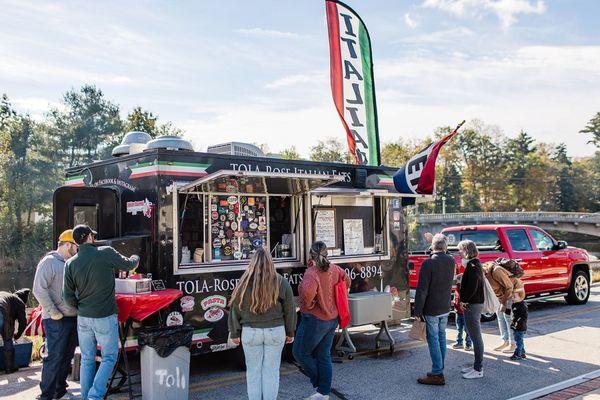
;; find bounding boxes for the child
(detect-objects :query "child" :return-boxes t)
[510,277,528,360]
[453,275,472,350]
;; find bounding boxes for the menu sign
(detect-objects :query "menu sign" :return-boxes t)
[314,209,336,248]
[343,219,364,255]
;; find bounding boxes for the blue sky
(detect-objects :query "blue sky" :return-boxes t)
[1,0,599,158]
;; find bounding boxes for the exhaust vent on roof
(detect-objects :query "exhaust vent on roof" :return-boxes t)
[112,131,152,157]
[144,135,194,152]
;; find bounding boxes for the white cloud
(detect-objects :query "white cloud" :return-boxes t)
[265,72,327,89]
[398,26,474,44]
[404,13,420,29]
[422,0,547,27]
[235,27,301,39]
[11,97,60,119]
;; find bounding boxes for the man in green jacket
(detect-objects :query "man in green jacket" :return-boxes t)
[63,225,139,400]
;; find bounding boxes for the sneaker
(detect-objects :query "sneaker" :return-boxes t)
[305,393,329,400]
[503,344,517,354]
[493,341,509,351]
[520,352,527,359]
[452,343,464,349]
[465,344,473,351]
[417,374,446,385]
[510,352,522,361]
[462,369,484,379]
[461,366,474,374]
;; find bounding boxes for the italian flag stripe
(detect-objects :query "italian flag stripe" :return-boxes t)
[359,22,378,165]
[64,175,85,187]
[130,162,209,179]
[377,174,394,186]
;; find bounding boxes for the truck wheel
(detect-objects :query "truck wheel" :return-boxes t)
[480,312,497,323]
[565,270,590,305]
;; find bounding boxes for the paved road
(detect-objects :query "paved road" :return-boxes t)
[2,286,599,400]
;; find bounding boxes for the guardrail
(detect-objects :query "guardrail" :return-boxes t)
[415,212,600,224]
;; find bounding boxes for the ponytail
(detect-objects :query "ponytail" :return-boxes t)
[309,241,330,272]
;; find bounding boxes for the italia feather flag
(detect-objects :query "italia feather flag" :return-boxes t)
[325,0,380,166]
[393,121,465,205]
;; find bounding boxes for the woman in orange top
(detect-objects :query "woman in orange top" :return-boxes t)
[293,241,350,400]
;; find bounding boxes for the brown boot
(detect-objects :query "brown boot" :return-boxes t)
[418,374,445,385]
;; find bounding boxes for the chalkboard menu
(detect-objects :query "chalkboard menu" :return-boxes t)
[314,209,336,248]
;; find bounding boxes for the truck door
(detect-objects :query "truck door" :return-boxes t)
[53,187,119,243]
[503,228,542,294]
[528,228,569,291]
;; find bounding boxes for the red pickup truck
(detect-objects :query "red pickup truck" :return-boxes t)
[409,225,592,308]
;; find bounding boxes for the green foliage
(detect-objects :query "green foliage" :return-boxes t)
[309,138,353,163]
[580,112,600,147]
[280,146,301,160]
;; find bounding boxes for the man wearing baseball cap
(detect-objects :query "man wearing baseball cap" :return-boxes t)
[63,225,140,400]
[33,229,79,400]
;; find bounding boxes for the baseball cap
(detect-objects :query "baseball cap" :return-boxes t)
[58,229,75,244]
[72,224,97,245]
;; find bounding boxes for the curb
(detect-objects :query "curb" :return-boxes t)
[508,369,600,400]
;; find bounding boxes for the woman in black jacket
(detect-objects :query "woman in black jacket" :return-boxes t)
[458,240,485,379]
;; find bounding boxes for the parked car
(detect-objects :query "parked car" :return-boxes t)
[409,225,592,318]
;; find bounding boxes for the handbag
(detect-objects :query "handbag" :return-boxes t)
[409,318,426,341]
[482,275,501,314]
[334,270,351,329]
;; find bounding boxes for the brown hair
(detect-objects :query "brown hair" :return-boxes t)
[458,240,479,259]
[309,241,330,272]
[230,248,280,315]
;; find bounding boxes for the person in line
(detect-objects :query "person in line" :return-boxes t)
[414,234,455,386]
[63,225,139,400]
[453,275,472,351]
[510,276,528,360]
[293,241,350,400]
[228,248,296,400]
[458,240,485,379]
[0,288,30,374]
[483,261,516,354]
[33,229,79,400]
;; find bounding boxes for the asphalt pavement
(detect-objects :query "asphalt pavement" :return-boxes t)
[1,286,599,400]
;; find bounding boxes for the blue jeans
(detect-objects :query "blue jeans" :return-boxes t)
[242,325,286,400]
[78,314,119,400]
[424,315,448,376]
[497,304,513,344]
[513,330,526,355]
[456,313,472,347]
[293,314,338,396]
[40,317,78,400]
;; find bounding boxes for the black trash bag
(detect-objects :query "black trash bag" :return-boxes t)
[138,325,193,358]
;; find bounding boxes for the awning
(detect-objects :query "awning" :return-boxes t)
[178,170,345,195]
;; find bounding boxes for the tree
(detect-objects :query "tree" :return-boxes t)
[280,146,301,160]
[580,112,600,147]
[380,138,423,167]
[551,144,576,211]
[47,84,123,167]
[309,138,353,163]
[123,106,184,138]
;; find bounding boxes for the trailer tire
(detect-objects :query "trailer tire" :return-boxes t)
[565,270,590,305]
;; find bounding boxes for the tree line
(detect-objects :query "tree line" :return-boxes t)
[1,83,599,269]
[0,85,181,270]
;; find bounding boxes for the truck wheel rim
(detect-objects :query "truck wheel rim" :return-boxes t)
[575,275,588,300]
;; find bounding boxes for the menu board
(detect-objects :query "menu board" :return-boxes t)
[343,219,364,255]
[314,209,336,248]
[210,194,267,262]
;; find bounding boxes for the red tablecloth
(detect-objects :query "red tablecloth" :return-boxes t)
[116,289,183,323]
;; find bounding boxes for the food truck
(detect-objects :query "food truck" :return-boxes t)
[53,135,414,356]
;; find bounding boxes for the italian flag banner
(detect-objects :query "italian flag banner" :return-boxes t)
[129,161,210,179]
[326,0,380,166]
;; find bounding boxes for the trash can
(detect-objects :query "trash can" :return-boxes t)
[138,325,193,400]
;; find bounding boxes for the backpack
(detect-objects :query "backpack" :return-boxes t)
[482,276,501,314]
[495,258,524,278]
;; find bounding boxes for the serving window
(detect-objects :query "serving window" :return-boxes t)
[311,195,388,258]
[173,170,343,272]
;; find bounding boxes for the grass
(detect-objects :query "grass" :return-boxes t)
[26,335,45,362]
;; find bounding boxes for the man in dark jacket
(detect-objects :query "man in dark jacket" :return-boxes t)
[0,288,30,373]
[414,234,455,386]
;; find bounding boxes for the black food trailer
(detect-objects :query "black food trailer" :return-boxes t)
[53,143,415,356]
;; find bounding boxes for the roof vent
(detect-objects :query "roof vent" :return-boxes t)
[112,131,152,157]
[144,135,194,152]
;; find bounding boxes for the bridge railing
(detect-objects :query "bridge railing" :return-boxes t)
[415,212,600,224]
